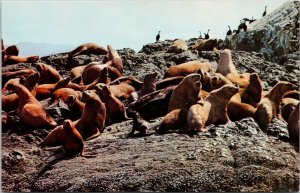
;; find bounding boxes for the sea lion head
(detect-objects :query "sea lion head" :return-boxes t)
[27,56,39,63]
[63,119,73,131]
[218,85,239,99]
[144,72,157,82]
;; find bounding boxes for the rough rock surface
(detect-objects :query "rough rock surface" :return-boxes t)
[226,1,299,62]
[2,7,299,192]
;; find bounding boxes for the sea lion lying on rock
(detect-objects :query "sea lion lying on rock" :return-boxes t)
[255,81,295,130]
[36,63,62,84]
[166,39,188,53]
[3,55,39,65]
[164,61,211,78]
[6,82,57,128]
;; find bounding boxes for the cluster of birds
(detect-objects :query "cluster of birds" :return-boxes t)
[155,6,268,42]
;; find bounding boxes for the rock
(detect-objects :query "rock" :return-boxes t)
[226,1,299,62]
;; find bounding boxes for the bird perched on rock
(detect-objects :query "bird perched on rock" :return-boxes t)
[262,6,267,17]
[249,16,257,24]
[204,29,210,39]
[199,31,203,39]
[156,31,161,42]
[226,26,232,36]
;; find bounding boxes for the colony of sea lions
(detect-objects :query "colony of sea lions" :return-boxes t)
[2,39,299,158]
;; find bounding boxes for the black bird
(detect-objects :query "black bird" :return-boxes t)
[262,6,267,17]
[249,16,257,24]
[226,25,232,36]
[204,29,210,39]
[199,31,203,39]
[156,31,161,42]
[238,20,247,33]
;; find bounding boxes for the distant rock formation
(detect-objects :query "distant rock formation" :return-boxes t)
[225,1,299,62]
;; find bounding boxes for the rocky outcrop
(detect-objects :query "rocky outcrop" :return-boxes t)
[226,1,299,62]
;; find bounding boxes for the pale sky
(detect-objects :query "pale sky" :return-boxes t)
[2,0,288,51]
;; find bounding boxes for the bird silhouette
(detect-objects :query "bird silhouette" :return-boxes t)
[226,26,232,36]
[204,29,210,39]
[156,31,161,42]
[262,6,267,17]
[199,31,203,39]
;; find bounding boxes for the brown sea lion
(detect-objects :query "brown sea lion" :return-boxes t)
[255,81,295,129]
[2,72,40,112]
[283,90,300,100]
[156,76,184,90]
[288,102,299,142]
[2,68,37,86]
[36,77,71,100]
[225,72,250,88]
[82,62,122,85]
[168,73,202,112]
[128,110,149,136]
[35,63,62,84]
[227,101,256,121]
[65,94,85,120]
[3,55,39,65]
[51,88,82,106]
[281,98,299,122]
[216,49,238,76]
[5,45,19,56]
[187,85,239,132]
[68,43,108,58]
[109,82,136,100]
[164,61,212,78]
[240,73,263,107]
[109,76,143,90]
[41,119,85,157]
[130,72,157,102]
[70,65,86,79]
[75,90,106,139]
[130,85,176,120]
[6,82,57,128]
[166,39,188,53]
[192,39,218,52]
[157,109,188,134]
[3,78,20,91]
[106,45,123,73]
[95,83,129,124]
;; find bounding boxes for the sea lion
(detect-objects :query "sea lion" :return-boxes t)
[240,73,263,107]
[216,49,238,76]
[164,61,212,78]
[35,63,62,84]
[3,55,39,65]
[68,43,108,59]
[109,82,136,100]
[70,65,86,79]
[128,110,149,136]
[67,67,110,91]
[283,90,300,100]
[65,94,85,120]
[40,119,84,157]
[209,73,234,91]
[74,90,106,139]
[6,82,57,128]
[255,81,295,129]
[287,102,299,142]
[225,72,250,88]
[130,85,176,120]
[5,45,19,56]
[130,72,157,102]
[187,85,239,132]
[157,109,188,134]
[281,98,299,122]
[95,83,129,124]
[82,62,122,85]
[36,77,71,100]
[227,101,256,121]
[166,39,188,53]
[192,39,218,52]
[109,76,143,90]
[3,78,20,91]
[168,73,202,112]
[41,119,85,157]
[2,68,37,86]
[51,88,82,106]
[106,45,123,73]
[156,76,184,90]
[2,72,40,112]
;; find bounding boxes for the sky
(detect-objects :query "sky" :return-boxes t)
[2,0,288,52]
